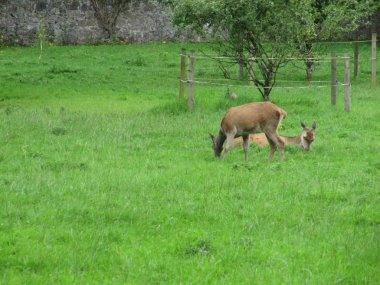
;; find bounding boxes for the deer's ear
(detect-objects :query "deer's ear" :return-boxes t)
[209,133,215,145]
[301,121,306,129]
[312,121,317,130]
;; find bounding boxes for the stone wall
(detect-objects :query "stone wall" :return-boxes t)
[0,0,176,45]
[0,1,379,45]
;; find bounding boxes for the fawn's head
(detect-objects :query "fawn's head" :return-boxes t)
[300,121,316,151]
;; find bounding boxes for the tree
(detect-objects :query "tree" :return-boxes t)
[90,0,131,40]
[172,0,302,101]
[293,0,379,82]
[172,0,379,100]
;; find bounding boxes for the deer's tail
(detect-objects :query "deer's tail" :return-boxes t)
[278,109,287,120]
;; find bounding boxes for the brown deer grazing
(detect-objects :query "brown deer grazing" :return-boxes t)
[209,102,287,161]
[233,121,317,151]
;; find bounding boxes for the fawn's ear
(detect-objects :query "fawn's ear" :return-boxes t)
[301,121,306,129]
[312,121,317,130]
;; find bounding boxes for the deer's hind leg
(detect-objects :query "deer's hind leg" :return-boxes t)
[265,133,284,161]
[266,136,277,162]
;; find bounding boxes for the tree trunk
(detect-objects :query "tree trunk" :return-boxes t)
[237,33,244,80]
[305,57,314,84]
[239,60,244,80]
[306,66,313,83]
[305,44,314,83]
[90,0,129,41]
[263,88,271,101]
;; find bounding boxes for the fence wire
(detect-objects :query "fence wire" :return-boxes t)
[180,79,348,90]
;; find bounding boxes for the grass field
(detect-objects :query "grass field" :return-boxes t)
[0,41,379,284]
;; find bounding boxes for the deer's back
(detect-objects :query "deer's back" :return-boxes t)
[221,102,286,134]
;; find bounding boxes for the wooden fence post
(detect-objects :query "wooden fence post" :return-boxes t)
[371,33,377,87]
[331,52,337,106]
[354,42,359,80]
[344,54,351,112]
[188,50,195,110]
[239,50,244,80]
[179,48,186,99]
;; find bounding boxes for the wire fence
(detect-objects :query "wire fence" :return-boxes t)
[187,53,377,63]
[180,79,348,89]
[179,34,378,111]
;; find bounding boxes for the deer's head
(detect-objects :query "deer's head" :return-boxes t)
[209,133,224,157]
[300,121,316,151]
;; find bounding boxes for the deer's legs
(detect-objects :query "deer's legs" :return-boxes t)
[278,140,284,161]
[242,135,249,161]
[221,134,236,160]
[267,138,277,162]
[265,133,284,161]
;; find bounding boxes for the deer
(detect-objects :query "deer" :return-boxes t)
[233,121,317,151]
[209,101,287,162]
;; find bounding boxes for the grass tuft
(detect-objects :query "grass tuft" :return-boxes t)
[51,127,68,136]
[183,237,214,257]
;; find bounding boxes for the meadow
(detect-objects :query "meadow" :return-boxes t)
[0,41,379,284]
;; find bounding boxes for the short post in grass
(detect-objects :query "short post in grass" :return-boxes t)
[371,33,377,87]
[344,53,351,112]
[188,50,195,110]
[354,42,359,80]
[331,52,337,106]
[179,48,187,99]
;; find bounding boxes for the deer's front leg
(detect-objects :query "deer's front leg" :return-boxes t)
[221,134,235,160]
[242,135,249,161]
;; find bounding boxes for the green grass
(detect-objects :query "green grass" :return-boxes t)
[0,42,379,284]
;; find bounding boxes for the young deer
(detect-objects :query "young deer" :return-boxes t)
[234,121,317,151]
[209,102,287,161]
